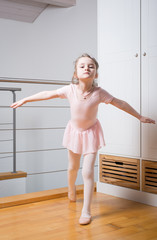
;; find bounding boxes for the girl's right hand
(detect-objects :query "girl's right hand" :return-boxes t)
[10,99,26,109]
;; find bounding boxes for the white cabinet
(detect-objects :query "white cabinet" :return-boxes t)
[141,0,157,160]
[98,0,157,160]
[97,0,157,206]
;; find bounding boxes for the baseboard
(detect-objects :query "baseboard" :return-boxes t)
[97,181,157,207]
[0,183,96,209]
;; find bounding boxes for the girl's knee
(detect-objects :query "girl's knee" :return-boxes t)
[82,168,94,180]
[68,166,79,173]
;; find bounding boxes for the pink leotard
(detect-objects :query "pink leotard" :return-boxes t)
[57,83,113,154]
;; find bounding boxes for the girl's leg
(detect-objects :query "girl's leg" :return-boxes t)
[68,150,81,201]
[81,152,97,218]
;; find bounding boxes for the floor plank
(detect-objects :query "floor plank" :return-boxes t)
[0,192,157,240]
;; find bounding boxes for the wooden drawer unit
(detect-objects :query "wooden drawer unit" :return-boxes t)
[100,155,140,190]
[142,160,157,194]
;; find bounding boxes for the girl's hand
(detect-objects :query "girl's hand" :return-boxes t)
[140,116,156,124]
[10,99,26,109]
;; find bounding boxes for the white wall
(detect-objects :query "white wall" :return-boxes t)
[0,0,97,80]
[0,0,98,197]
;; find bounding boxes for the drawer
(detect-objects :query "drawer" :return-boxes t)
[142,160,157,194]
[100,154,140,190]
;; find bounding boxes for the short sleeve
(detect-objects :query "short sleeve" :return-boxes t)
[99,87,114,104]
[56,84,71,99]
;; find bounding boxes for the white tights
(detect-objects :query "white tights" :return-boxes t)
[68,150,97,218]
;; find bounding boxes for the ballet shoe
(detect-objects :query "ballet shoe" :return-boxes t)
[68,187,76,202]
[79,216,92,225]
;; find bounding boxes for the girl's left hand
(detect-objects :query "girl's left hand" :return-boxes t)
[140,116,156,124]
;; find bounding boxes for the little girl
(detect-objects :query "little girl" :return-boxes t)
[11,53,155,225]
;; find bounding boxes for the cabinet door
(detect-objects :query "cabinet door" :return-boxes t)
[98,0,141,157]
[142,0,157,160]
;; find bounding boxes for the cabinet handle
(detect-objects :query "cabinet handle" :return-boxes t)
[135,53,138,57]
[143,52,146,56]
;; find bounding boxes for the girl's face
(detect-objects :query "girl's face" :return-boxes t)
[75,57,98,82]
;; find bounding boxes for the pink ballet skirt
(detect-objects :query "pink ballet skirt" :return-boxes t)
[62,119,106,155]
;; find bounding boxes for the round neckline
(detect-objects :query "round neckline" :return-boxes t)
[74,84,95,102]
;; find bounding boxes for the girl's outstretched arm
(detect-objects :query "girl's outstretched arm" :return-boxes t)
[10,90,59,109]
[110,97,156,124]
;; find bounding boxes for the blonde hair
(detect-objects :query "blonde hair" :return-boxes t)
[72,53,99,86]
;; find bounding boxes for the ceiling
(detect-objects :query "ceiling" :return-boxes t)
[0,0,76,23]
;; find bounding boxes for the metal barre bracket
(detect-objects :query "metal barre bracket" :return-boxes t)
[0,87,21,173]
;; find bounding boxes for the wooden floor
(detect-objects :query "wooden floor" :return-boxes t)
[0,192,157,240]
